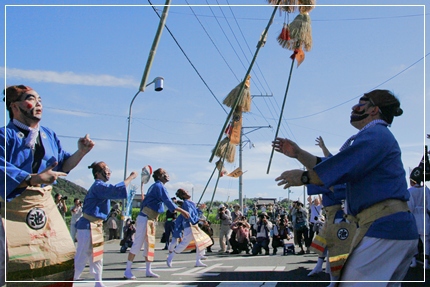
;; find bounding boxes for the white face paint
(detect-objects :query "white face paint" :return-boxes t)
[18,90,43,121]
[350,97,371,123]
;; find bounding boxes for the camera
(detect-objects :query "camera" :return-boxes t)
[62,196,68,200]
[130,221,135,224]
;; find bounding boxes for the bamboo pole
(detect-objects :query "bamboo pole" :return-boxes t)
[209,0,281,163]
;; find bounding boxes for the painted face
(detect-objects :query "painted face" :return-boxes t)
[159,170,170,182]
[100,166,112,181]
[182,190,191,199]
[350,97,371,123]
[16,91,43,121]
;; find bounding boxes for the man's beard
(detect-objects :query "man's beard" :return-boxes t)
[19,107,41,121]
[350,110,369,123]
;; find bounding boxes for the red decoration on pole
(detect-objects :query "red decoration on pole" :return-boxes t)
[290,49,299,60]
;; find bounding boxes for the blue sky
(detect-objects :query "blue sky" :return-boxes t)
[2,0,428,205]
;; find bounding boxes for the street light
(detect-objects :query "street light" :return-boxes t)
[119,1,171,240]
[123,77,164,180]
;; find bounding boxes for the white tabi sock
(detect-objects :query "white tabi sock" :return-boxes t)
[126,260,133,271]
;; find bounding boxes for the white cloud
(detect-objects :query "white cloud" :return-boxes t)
[2,67,139,87]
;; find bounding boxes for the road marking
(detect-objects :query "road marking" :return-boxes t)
[235,266,278,272]
[218,283,277,287]
[133,266,186,272]
[172,263,230,276]
[195,263,231,274]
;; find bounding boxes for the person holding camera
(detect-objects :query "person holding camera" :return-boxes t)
[70,198,83,242]
[216,203,233,253]
[54,193,68,220]
[74,161,137,287]
[251,212,273,256]
[271,215,293,255]
[291,201,310,255]
[230,216,251,254]
[120,218,136,253]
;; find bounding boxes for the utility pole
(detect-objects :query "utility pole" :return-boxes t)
[239,125,271,211]
[303,166,306,206]
[288,188,292,204]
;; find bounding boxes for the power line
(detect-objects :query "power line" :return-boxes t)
[162,8,427,23]
[149,0,227,114]
[57,134,213,146]
[207,1,248,72]
[185,0,240,82]
[44,106,219,126]
[285,52,429,121]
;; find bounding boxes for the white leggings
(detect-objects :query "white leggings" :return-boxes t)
[129,215,149,258]
[173,227,204,260]
[339,236,418,286]
[74,229,103,282]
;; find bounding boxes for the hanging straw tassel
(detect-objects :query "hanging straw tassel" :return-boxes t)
[222,75,252,112]
[277,23,290,48]
[212,137,236,163]
[209,1,281,163]
[298,0,316,14]
[287,13,312,52]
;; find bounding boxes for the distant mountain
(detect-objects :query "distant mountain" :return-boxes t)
[52,178,87,204]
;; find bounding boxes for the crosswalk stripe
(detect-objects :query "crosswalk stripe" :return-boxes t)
[235,266,278,272]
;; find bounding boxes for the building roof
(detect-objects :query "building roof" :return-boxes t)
[256,198,277,205]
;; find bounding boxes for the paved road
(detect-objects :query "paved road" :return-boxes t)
[73,239,428,286]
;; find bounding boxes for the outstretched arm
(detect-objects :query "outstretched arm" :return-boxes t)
[272,137,318,169]
[315,136,331,157]
[275,169,323,189]
[62,134,95,173]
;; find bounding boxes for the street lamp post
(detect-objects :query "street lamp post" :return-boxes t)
[119,1,171,240]
[123,77,164,180]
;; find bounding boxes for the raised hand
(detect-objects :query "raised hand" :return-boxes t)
[272,137,301,159]
[129,171,138,180]
[275,169,304,189]
[77,134,95,154]
[315,136,325,148]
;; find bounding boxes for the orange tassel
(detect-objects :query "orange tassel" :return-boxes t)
[277,23,290,49]
[280,23,290,41]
